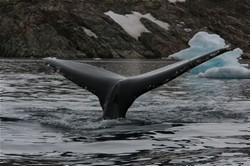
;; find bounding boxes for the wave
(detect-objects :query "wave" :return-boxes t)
[22,105,248,131]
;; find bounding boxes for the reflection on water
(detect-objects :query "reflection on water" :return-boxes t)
[0,58,250,165]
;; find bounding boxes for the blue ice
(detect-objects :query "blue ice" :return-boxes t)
[169,32,250,79]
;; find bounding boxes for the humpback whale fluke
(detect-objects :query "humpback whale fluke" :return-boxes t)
[45,46,233,119]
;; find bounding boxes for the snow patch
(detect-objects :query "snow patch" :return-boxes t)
[104,11,169,39]
[83,27,97,38]
[184,28,192,32]
[168,0,186,3]
[169,31,250,79]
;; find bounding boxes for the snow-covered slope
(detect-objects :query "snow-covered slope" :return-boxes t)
[105,11,169,40]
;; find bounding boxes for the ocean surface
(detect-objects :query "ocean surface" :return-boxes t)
[1,58,250,165]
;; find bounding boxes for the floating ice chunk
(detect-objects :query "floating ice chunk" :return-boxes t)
[169,32,226,61]
[104,11,169,39]
[190,48,243,74]
[44,57,57,68]
[169,31,249,79]
[241,64,249,67]
[199,66,250,79]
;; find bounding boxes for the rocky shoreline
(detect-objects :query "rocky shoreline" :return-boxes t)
[0,0,249,59]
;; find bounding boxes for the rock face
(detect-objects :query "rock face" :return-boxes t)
[0,0,249,59]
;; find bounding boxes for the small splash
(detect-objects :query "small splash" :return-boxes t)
[33,108,136,130]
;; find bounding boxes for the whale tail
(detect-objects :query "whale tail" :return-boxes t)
[45,46,233,119]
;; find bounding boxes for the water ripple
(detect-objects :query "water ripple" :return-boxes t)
[1,59,250,165]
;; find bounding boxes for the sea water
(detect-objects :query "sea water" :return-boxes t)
[1,59,250,165]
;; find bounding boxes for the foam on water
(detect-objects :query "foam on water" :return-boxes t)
[169,31,250,79]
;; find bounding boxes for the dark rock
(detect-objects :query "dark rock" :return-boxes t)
[180,0,250,58]
[139,32,170,58]
[242,53,250,59]
[0,0,249,59]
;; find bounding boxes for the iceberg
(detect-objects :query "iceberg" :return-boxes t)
[169,31,250,79]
